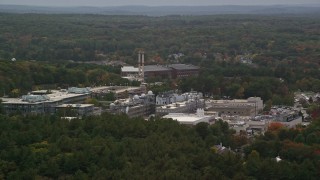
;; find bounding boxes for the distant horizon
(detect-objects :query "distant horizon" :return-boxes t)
[1,3,320,8]
[1,2,320,16]
[1,0,320,7]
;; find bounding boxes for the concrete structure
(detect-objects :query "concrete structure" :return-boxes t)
[55,104,94,116]
[246,120,270,135]
[222,105,303,135]
[109,91,155,118]
[121,66,139,77]
[209,105,303,136]
[120,51,145,82]
[91,85,146,100]
[156,90,176,105]
[67,87,90,94]
[206,97,263,117]
[1,87,91,114]
[220,115,270,135]
[1,96,48,114]
[156,91,203,105]
[156,91,205,116]
[163,108,216,125]
[156,100,205,116]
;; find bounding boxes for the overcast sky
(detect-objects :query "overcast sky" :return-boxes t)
[1,0,319,7]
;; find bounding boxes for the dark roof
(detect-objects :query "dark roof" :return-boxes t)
[144,65,172,72]
[169,64,200,70]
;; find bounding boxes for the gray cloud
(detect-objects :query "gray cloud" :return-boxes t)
[1,0,319,6]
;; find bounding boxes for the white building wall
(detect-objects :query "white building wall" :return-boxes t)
[247,97,263,112]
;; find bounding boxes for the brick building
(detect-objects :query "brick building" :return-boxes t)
[121,64,199,81]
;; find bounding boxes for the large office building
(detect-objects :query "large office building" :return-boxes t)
[121,64,199,81]
[91,85,146,100]
[156,91,205,116]
[1,87,91,114]
[55,104,94,116]
[109,91,155,118]
[169,64,200,79]
[144,65,172,79]
[206,97,263,117]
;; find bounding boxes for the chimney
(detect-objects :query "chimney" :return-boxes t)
[138,51,141,77]
[142,51,145,82]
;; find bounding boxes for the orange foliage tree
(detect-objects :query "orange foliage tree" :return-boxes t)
[268,122,285,132]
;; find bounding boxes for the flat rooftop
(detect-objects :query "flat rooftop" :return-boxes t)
[157,101,189,109]
[209,99,252,104]
[47,90,89,102]
[1,98,40,104]
[121,64,198,73]
[211,104,255,108]
[163,113,214,124]
[90,86,112,92]
[1,90,90,104]
[207,99,257,108]
[144,65,172,72]
[55,104,94,108]
[121,66,138,72]
[32,90,49,94]
[91,86,143,94]
[169,64,199,70]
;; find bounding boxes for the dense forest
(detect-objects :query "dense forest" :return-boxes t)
[0,113,319,179]
[0,14,319,65]
[0,13,320,179]
[0,13,319,104]
[0,60,136,97]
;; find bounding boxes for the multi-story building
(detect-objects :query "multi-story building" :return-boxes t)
[91,85,146,99]
[169,64,200,79]
[206,97,263,116]
[55,104,94,116]
[156,91,205,116]
[121,66,139,77]
[121,64,199,81]
[1,87,91,114]
[144,65,172,80]
[109,91,155,118]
